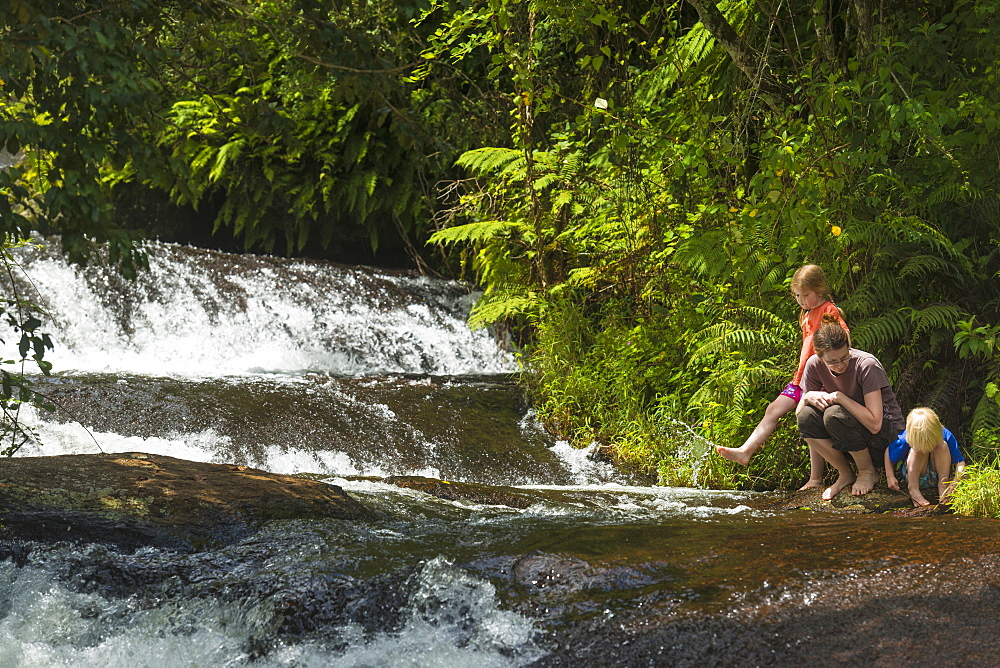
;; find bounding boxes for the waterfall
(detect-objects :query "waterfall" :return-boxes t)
[8,238,516,378]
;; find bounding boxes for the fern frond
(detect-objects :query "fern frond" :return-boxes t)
[428,220,523,246]
[688,321,790,361]
[209,139,245,183]
[972,393,1000,434]
[924,182,982,207]
[898,254,948,281]
[468,289,539,329]
[456,147,525,177]
[921,370,963,414]
[851,311,908,350]
[906,303,964,335]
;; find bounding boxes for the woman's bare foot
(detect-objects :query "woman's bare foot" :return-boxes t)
[822,474,855,500]
[851,470,878,496]
[798,478,824,491]
[715,444,752,466]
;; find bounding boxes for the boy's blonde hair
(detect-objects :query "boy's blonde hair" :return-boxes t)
[906,407,944,454]
[791,264,829,296]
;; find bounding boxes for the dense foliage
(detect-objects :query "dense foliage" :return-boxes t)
[5,0,1000,497]
[1,0,506,265]
[424,0,1000,489]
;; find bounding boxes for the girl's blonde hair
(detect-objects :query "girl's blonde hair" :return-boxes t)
[906,407,944,454]
[791,264,829,296]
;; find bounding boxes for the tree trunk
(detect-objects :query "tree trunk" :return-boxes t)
[685,0,781,112]
[851,0,875,59]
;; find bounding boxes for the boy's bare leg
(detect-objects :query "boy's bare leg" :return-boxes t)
[716,395,797,465]
[798,448,826,490]
[848,447,878,496]
[805,437,855,500]
[906,450,931,507]
[930,442,952,503]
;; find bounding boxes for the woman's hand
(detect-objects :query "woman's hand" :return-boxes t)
[803,391,836,410]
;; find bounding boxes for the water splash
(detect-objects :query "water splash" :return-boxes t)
[317,557,543,667]
[0,558,276,667]
[0,553,544,668]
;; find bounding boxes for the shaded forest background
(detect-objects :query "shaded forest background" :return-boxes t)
[3,0,1000,489]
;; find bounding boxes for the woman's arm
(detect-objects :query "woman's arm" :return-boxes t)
[831,388,883,433]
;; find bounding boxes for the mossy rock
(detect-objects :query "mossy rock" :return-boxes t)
[0,452,376,551]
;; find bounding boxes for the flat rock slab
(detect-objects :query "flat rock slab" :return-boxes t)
[0,452,375,551]
[749,484,948,515]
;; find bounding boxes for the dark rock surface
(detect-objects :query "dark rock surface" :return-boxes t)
[0,452,374,551]
[748,483,947,515]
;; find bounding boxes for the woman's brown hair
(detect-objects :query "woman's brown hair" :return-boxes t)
[812,313,851,354]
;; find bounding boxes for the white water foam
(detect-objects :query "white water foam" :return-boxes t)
[0,559,275,667]
[13,407,442,480]
[311,556,543,668]
[9,240,516,378]
[548,440,628,486]
[0,555,543,668]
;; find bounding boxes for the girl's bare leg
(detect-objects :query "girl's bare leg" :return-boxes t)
[716,394,797,465]
[906,450,931,507]
[805,437,855,500]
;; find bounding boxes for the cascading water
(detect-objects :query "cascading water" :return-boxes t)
[2,238,999,667]
[11,240,515,377]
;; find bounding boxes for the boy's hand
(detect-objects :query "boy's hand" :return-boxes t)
[887,473,899,491]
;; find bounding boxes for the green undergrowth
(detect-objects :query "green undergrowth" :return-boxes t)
[949,462,1000,518]
[524,299,813,491]
[947,429,1000,518]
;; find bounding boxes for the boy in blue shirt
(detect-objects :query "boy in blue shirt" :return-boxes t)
[884,407,966,507]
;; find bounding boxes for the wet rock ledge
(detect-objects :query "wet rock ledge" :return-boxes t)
[748,484,950,516]
[0,452,374,551]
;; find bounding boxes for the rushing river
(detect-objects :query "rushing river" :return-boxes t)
[1,240,999,667]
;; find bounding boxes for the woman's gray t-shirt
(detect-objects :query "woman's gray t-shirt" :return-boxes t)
[800,349,905,431]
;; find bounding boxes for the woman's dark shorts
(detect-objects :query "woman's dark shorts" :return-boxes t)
[797,404,896,464]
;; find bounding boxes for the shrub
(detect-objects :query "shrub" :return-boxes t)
[948,463,1000,518]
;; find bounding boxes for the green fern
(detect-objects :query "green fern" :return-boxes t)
[455,147,525,177]
[906,303,965,336]
[468,289,538,330]
[429,220,523,246]
[851,310,908,351]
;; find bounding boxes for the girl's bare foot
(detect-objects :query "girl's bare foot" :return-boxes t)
[715,444,752,466]
[798,478,824,491]
[822,474,855,500]
[910,491,931,507]
[851,470,878,496]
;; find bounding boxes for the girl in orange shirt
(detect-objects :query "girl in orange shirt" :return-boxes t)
[715,265,850,489]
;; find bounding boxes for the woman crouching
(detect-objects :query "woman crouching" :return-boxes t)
[796,314,905,500]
